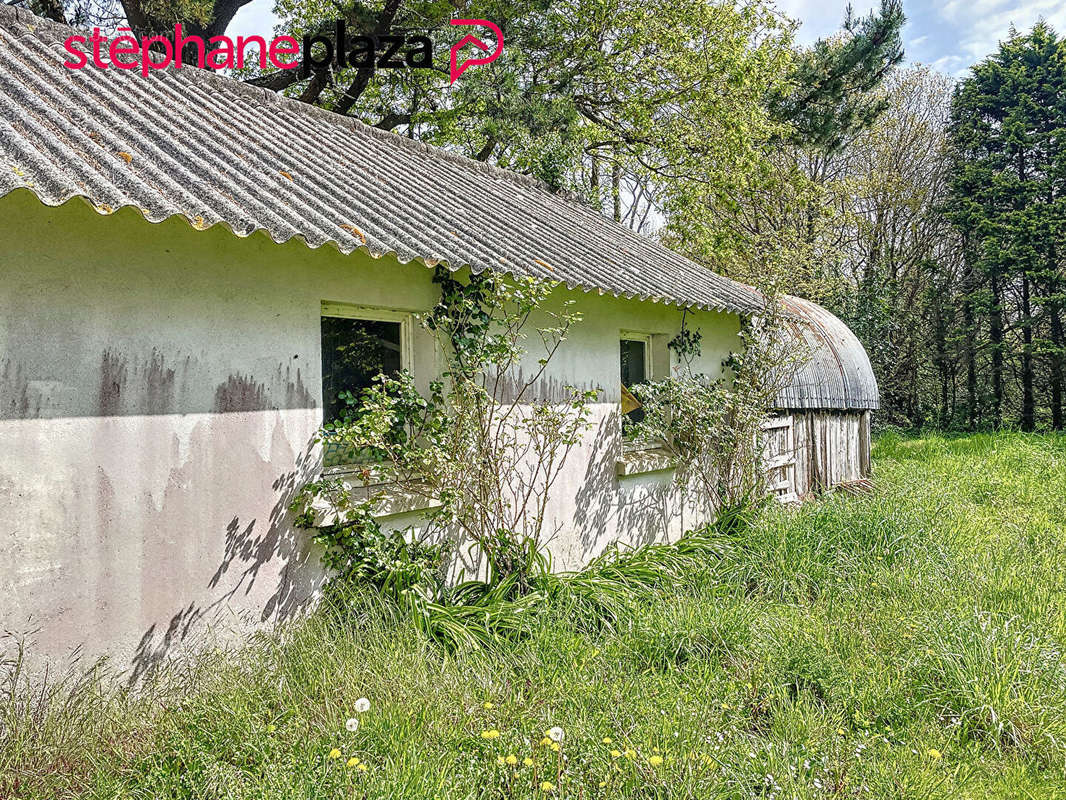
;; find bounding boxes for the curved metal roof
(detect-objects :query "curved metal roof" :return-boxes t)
[0,5,763,316]
[777,296,880,411]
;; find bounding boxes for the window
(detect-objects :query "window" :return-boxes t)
[320,303,411,466]
[620,334,650,425]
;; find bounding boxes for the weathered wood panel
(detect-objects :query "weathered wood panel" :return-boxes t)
[774,411,870,499]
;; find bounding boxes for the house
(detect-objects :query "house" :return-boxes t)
[0,6,878,674]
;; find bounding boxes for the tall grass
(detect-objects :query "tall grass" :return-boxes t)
[2,432,1065,798]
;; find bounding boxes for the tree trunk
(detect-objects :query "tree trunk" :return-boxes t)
[963,290,978,430]
[989,270,1004,429]
[611,160,622,223]
[933,297,951,428]
[1021,273,1035,431]
[1050,300,1064,430]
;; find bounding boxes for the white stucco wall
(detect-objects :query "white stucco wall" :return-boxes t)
[0,190,741,675]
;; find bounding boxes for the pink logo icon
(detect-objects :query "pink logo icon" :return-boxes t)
[449,19,503,84]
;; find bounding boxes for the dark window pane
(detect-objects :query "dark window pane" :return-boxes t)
[321,317,402,424]
[620,338,647,424]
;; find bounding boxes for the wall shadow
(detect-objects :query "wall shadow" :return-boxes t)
[126,436,324,686]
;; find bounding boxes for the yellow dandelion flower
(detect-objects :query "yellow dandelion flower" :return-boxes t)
[540,736,553,747]
[837,729,846,736]
[328,748,342,760]
[598,781,606,788]
[357,763,368,772]
[506,754,518,765]
[540,781,555,792]
[347,757,360,767]
[602,736,613,744]
[483,701,494,710]
[482,730,501,740]
[267,724,276,733]
[927,748,942,760]
[550,742,560,752]
[497,756,506,766]
[624,749,636,759]
[610,749,621,758]
[649,755,663,767]
[523,757,534,766]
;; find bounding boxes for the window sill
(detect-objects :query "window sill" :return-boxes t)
[321,462,394,487]
[311,467,442,524]
[616,446,676,477]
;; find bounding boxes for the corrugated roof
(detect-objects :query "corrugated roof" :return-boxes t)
[777,295,880,411]
[0,5,763,315]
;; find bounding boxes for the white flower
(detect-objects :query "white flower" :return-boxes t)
[345,717,360,732]
[548,726,564,743]
[354,697,371,713]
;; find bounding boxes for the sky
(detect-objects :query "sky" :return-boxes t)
[230,0,1066,78]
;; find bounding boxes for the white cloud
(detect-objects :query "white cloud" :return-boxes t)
[228,1,279,39]
[773,0,880,44]
[935,0,1066,64]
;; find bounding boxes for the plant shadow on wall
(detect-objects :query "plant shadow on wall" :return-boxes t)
[291,272,801,650]
[128,443,325,685]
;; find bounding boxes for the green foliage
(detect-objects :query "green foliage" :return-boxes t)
[946,22,1066,431]
[771,0,906,155]
[312,507,448,603]
[293,270,597,610]
[6,432,1066,798]
[631,300,803,508]
[261,0,796,222]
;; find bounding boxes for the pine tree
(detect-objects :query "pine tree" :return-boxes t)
[946,22,1066,430]
[771,0,905,156]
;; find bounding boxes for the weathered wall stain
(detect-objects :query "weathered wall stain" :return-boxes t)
[214,374,269,413]
[141,349,175,415]
[94,353,315,416]
[277,364,315,409]
[100,349,178,415]
[99,350,127,416]
[0,359,37,419]
[496,369,602,404]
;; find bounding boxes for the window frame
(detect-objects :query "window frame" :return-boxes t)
[320,301,414,367]
[619,331,657,453]
[319,301,415,471]
[619,331,653,388]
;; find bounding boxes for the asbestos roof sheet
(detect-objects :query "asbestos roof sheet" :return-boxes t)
[777,295,880,411]
[0,5,764,315]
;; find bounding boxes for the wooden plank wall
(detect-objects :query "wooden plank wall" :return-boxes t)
[784,410,871,499]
